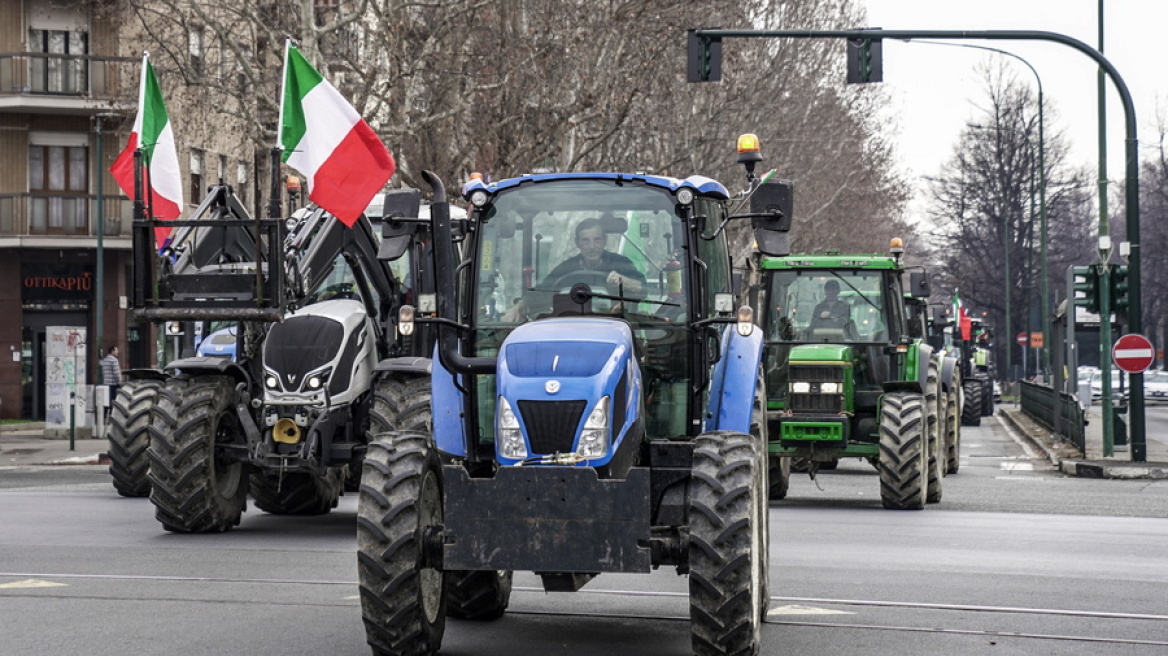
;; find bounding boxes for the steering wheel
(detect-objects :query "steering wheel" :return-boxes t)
[550,269,611,292]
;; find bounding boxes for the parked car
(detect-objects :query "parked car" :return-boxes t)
[993,380,1002,402]
[1144,370,1168,403]
[1089,370,1129,403]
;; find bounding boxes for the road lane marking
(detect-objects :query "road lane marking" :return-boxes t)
[0,579,67,589]
[768,604,854,616]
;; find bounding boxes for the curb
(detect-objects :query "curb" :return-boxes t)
[1059,460,1168,480]
[999,408,1168,480]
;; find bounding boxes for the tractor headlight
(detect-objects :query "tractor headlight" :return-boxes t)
[265,374,280,390]
[578,396,610,458]
[497,397,527,459]
[791,382,810,394]
[676,188,695,206]
[305,369,330,391]
[820,382,839,394]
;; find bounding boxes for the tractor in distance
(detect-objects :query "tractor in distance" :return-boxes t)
[754,176,956,509]
[355,143,792,655]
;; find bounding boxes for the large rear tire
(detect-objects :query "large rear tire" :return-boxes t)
[925,360,944,504]
[749,374,771,620]
[250,470,341,515]
[878,392,927,510]
[107,379,161,498]
[961,379,982,427]
[689,431,764,655]
[147,376,248,532]
[768,455,790,500]
[357,433,446,656]
[981,379,995,416]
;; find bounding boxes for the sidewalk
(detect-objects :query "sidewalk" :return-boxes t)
[999,404,1168,480]
[0,423,109,466]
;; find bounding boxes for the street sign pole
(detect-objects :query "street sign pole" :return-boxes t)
[1113,333,1154,462]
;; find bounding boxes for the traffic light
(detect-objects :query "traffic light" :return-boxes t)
[686,30,722,83]
[1071,265,1099,314]
[1110,264,1130,319]
[846,33,883,84]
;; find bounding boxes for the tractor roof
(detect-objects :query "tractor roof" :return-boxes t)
[759,253,900,270]
[461,172,729,201]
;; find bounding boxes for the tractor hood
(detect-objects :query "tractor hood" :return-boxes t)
[495,318,642,468]
[788,343,854,363]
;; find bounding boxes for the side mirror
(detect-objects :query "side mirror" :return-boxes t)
[377,189,423,261]
[381,188,421,221]
[750,179,793,256]
[907,270,930,298]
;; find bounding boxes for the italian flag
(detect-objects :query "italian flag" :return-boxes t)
[953,291,973,341]
[279,44,395,227]
[110,54,183,248]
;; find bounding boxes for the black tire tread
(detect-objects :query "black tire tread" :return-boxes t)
[878,392,927,510]
[961,379,983,426]
[357,433,445,656]
[107,379,161,498]
[250,470,341,515]
[689,431,763,656]
[147,376,247,532]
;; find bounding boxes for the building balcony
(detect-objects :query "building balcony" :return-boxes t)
[0,52,137,115]
[0,193,132,248]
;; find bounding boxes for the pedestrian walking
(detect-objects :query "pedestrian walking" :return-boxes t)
[101,345,123,417]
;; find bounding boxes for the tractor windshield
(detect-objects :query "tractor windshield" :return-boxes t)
[474,179,688,326]
[766,270,891,344]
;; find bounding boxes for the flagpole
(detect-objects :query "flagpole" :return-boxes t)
[270,39,291,222]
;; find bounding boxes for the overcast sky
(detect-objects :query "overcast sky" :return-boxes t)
[861,0,1167,215]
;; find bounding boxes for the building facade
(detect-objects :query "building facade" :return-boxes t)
[0,0,262,419]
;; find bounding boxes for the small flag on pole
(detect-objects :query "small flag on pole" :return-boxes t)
[953,291,973,341]
[110,54,183,248]
[278,42,395,226]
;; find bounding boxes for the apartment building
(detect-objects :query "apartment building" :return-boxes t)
[0,0,261,420]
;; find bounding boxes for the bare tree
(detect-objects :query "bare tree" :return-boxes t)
[924,65,1095,376]
[114,0,911,260]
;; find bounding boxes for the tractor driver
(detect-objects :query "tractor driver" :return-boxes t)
[503,218,646,321]
[811,279,851,326]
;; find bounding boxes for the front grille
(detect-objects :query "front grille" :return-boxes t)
[517,400,587,454]
[790,393,845,413]
[789,365,845,382]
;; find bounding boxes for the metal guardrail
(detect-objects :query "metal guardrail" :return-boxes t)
[1020,380,1086,452]
[0,193,128,237]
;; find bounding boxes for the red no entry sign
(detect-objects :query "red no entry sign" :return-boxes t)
[1016,332,1027,345]
[1112,333,1156,373]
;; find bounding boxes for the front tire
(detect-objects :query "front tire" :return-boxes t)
[357,433,446,655]
[689,431,764,655]
[250,470,341,515]
[878,392,927,510]
[107,379,161,498]
[946,371,962,474]
[147,376,248,532]
[446,571,512,621]
[961,379,983,427]
[925,360,944,504]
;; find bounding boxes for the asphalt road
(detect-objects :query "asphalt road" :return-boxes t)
[1,415,1166,655]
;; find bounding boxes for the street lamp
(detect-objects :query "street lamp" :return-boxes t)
[906,40,1049,380]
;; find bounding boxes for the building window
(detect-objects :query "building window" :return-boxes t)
[29,29,88,94]
[190,149,204,203]
[28,144,89,235]
[188,27,204,76]
[218,155,228,187]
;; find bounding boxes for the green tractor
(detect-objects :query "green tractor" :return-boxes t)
[757,227,957,509]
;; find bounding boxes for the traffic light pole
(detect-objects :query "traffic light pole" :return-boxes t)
[689,27,1146,461]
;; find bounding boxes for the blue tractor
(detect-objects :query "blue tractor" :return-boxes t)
[356,164,791,655]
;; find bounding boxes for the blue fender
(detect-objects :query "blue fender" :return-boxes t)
[431,343,469,457]
[704,325,764,434]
